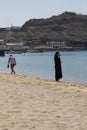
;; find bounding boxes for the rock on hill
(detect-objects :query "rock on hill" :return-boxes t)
[21,11,87,44]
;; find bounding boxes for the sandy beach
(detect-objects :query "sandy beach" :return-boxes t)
[0,72,87,130]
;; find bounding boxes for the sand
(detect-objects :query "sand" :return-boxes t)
[0,72,87,130]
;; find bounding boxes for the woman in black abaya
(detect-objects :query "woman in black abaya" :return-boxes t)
[54,52,63,81]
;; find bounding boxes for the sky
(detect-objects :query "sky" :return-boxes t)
[0,0,87,27]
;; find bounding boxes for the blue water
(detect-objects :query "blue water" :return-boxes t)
[0,51,87,85]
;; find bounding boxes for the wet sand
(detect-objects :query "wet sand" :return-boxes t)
[0,72,87,130]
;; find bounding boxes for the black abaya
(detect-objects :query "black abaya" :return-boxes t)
[54,52,63,81]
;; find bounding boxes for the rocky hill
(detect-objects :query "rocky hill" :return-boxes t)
[0,11,87,50]
[21,12,87,43]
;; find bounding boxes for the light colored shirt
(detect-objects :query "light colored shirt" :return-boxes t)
[9,57,16,64]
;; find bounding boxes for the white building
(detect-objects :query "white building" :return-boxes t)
[46,41,66,48]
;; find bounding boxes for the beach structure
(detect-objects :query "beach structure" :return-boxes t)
[0,50,5,56]
[0,39,5,56]
[46,41,67,49]
[5,42,27,52]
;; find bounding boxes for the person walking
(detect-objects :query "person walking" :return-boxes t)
[7,55,16,74]
[54,52,63,81]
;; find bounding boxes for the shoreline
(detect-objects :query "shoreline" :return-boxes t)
[0,72,86,86]
[1,51,87,85]
[0,72,87,130]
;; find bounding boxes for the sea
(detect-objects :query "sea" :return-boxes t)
[0,50,87,85]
